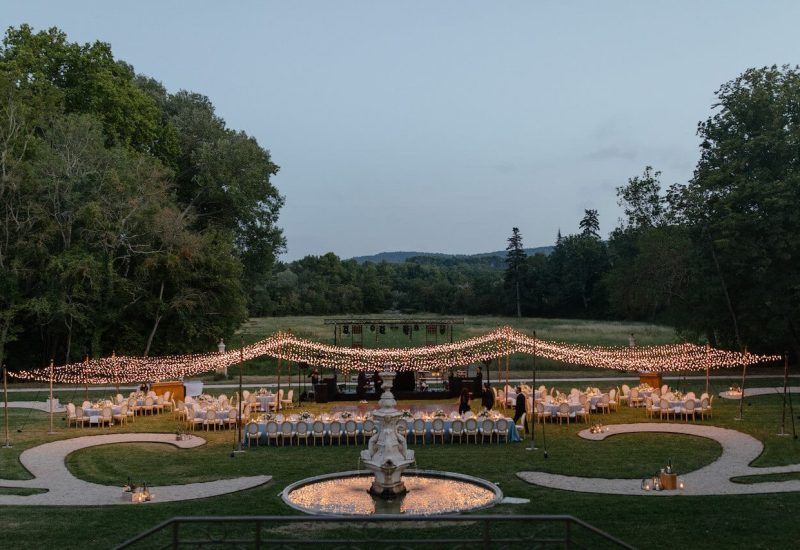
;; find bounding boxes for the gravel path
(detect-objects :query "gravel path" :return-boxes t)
[718,386,800,399]
[518,423,800,496]
[0,400,65,412]
[0,433,271,505]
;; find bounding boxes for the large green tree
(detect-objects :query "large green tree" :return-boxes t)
[676,65,800,355]
[505,227,526,317]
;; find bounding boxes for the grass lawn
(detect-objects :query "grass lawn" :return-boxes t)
[2,316,798,548]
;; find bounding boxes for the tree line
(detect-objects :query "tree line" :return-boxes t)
[0,26,285,369]
[2,24,798,367]
[261,65,800,358]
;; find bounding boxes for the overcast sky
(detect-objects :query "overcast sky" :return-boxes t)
[5,1,800,260]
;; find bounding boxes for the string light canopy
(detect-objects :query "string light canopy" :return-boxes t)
[9,327,780,385]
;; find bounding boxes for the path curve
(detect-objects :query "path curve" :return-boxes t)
[718,386,800,400]
[0,433,270,505]
[518,423,800,496]
[1,400,65,413]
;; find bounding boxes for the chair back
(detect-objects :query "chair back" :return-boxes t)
[432,418,445,432]
[345,420,357,434]
[450,419,464,434]
[119,404,127,415]
[537,401,547,415]
[102,406,112,419]
[296,421,309,435]
[495,418,509,435]
[329,421,342,436]
[145,396,154,407]
[660,398,669,410]
[280,421,293,436]
[481,418,494,433]
[228,408,237,420]
[265,420,279,435]
[285,389,294,402]
[558,402,570,414]
[465,418,478,432]
[412,418,425,433]
[66,403,76,416]
[206,410,217,422]
[312,420,325,435]
[246,422,259,435]
[684,399,695,412]
[661,384,669,395]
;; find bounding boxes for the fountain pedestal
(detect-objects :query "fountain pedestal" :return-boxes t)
[359,371,415,497]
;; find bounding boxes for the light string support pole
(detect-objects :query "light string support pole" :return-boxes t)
[779,353,789,436]
[705,342,710,397]
[48,358,56,434]
[526,331,538,451]
[735,347,749,421]
[3,364,11,448]
[233,340,244,454]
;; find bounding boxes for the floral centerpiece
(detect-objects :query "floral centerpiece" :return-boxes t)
[257,388,270,396]
[299,411,313,420]
[340,411,353,419]
[400,410,412,418]
[433,409,446,418]
[478,410,490,418]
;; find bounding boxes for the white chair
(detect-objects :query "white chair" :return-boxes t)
[608,388,618,411]
[328,421,343,446]
[65,403,78,428]
[280,420,295,445]
[411,418,426,445]
[295,421,310,445]
[479,418,495,444]
[536,401,552,424]
[311,420,326,446]
[661,384,669,396]
[100,406,113,428]
[245,422,261,447]
[281,389,294,410]
[224,408,238,429]
[449,419,465,443]
[596,394,611,414]
[683,399,696,422]
[495,418,510,443]
[204,410,221,431]
[362,419,377,441]
[265,420,280,446]
[464,418,479,443]
[113,404,128,425]
[556,402,573,424]
[431,418,445,444]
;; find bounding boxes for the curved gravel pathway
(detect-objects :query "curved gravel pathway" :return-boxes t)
[1,400,65,413]
[718,386,800,399]
[518,423,800,496]
[0,433,271,505]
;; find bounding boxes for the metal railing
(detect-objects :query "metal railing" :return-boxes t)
[115,514,636,549]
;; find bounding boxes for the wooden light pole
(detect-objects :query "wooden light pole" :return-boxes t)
[48,358,56,435]
[3,364,11,448]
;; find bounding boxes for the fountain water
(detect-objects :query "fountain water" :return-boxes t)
[282,370,502,516]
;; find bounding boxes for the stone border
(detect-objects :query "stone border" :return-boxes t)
[0,433,270,505]
[518,423,800,496]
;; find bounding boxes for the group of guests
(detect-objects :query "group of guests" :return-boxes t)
[458,378,529,434]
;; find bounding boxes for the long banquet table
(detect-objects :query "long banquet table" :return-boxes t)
[244,416,522,445]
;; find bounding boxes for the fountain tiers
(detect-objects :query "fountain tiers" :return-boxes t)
[359,371,415,497]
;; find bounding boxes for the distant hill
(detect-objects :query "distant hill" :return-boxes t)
[351,246,553,264]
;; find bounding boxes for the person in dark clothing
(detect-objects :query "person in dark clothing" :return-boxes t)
[513,386,529,433]
[458,387,471,415]
[309,369,320,386]
[481,382,494,410]
[373,371,383,396]
[356,371,368,398]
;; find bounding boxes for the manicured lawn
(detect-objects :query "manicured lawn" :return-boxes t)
[1,316,797,548]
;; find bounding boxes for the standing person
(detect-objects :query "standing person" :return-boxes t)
[628,333,636,348]
[481,382,494,410]
[458,387,471,415]
[513,386,529,434]
[309,369,320,386]
[356,371,367,399]
[373,371,383,396]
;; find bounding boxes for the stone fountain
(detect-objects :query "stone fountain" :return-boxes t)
[359,370,415,496]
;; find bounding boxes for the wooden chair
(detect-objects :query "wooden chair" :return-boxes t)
[495,418,510,443]
[557,402,573,425]
[295,421,310,445]
[113,404,128,425]
[281,389,294,410]
[280,420,295,445]
[265,420,280,446]
[362,419,377,442]
[431,418,445,444]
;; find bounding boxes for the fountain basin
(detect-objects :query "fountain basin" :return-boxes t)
[282,470,502,516]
